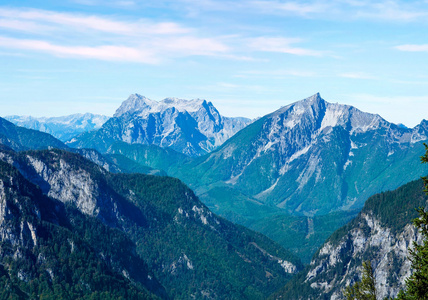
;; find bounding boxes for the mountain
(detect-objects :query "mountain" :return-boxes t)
[274,178,427,299]
[67,94,251,156]
[0,116,163,177]
[0,156,164,299]
[166,94,428,216]
[105,93,428,262]
[170,93,428,215]
[0,117,68,151]
[0,147,302,299]
[73,147,166,176]
[5,113,109,142]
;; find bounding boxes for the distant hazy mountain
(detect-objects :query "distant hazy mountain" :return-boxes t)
[0,116,164,177]
[275,178,427,299]
[5,113,109,141]
[0,117,68,151]
[67,94,251,156]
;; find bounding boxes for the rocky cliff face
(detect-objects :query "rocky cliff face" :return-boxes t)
[0,158,163,299]
[0,147,301,299]
[275,178,428,299]
[67,94,251,156]
[307,213,419,299]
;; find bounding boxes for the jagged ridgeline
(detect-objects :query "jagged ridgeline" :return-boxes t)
[66,94,251,156]
[273,178,427,299]
[100,93,428,262]
[0,147,302,299]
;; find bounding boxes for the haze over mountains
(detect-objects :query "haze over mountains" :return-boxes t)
[5,113,109,142]
[2,92,428,298]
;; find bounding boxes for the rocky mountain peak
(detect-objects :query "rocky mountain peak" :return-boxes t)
[270,93,384,135]
[113,93,156,117]
[70,93,251,156]
[272,92,323,117]
[114,94,216,119]
[301,92,322,104]
[158,97,207,113]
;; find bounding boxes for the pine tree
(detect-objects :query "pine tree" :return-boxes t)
[344,260,377,300]
[396,143,428,299]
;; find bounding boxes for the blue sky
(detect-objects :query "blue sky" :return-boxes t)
[1,0,428,127]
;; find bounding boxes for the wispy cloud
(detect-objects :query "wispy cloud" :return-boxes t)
[0,7,190,35]
[0,36,159,63]
[249,0,330,16]
[248,0,428,22]
[0,6,326,62]
[248,37,323,56]
[151,0,428,23]
[353,0,428,22]
[236,69,317,78]
[71,0,138,8]
[0,7,230,63]
[339,72,377,79]
[395,44,428,52]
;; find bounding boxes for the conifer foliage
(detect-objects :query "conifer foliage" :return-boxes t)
[343,261,377,300]
[396,143,428,300]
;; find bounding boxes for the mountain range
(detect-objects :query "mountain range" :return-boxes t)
[169,93,428,215]
[11,92,427,263]
[5,113,109,142]
[86,93,428,262]
[0,144,301,299]
[3,92,428,298]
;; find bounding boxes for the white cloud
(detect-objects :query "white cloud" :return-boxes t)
[395,44,428,52]
[0,6,326,63]
[0,7,190,35]
[248,37,323,56]
[0,19,53,33]
[236,69,317,78]
[249,0,428,22]
[156,36,229,56]
[0,7,231,63]
[249,0,330,16]
[70,0,138,8]
[0,36,159,63]
[158,0,428,23]
[353,1,428,22]
[339,72,377,79]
